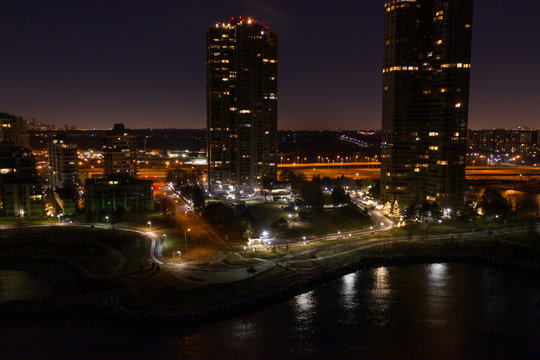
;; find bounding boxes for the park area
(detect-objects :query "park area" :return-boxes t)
[0,226,147,276]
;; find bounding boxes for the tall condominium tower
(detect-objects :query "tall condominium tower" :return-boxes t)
[103,123,137,178]
[48,138,79,189]
[381,0,473,210]
[206,17,278,193]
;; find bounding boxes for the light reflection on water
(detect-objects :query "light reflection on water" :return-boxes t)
[369,267,391,326]
[291,290,317,354]
[340,272,357,311]
[4,264,540,360]
[229,321,258,346]
[426,263,449,324]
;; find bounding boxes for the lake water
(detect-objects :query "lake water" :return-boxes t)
[0,270,50,302]
[1,263,540,359]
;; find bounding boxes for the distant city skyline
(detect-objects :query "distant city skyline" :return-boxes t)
[1,0,539,130]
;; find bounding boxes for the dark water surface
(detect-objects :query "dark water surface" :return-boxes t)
[2,263,540,359]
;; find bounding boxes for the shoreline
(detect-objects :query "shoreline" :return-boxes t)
[2,239,540,327]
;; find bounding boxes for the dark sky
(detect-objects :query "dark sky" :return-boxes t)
[1,0,539,130]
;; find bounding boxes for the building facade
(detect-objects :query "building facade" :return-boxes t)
[0,113,29,148]
[206,17,278,193]
[84,177,153,214]
[48,139,79,189]
[84,123,153,217]
[381,0,473,210]
[103,123,137,178]
[468,128,539,157]
[0,142,43,216]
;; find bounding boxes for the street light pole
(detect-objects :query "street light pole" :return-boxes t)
[105,216,109,227]
[184,228,191,251]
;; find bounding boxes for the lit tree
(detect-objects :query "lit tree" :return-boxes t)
[382,201,392,216]
[391,200,400,221]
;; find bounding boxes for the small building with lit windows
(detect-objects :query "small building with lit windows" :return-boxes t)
[84,176,153,214]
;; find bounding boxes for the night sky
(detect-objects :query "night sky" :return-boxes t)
[1,0,539,130]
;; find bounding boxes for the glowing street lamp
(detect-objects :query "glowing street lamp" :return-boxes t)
[105,216,109,226]
[147,221,152,230]
[184,228,191,250]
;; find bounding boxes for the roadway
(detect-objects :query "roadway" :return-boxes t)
[277,164,540,181]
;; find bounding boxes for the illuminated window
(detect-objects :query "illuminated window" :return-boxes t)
[429,132,439,137]
[437,160,447,165]
[429,146,439,150]
[436,39,443,45]
[455,103,462,108]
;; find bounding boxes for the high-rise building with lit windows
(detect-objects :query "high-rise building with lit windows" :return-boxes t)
[48,138,79,189]
[103,123,137,178]
[206,17,278,193]
[381,0,473,210]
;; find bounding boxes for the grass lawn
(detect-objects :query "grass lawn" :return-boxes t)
[0,216,58,226]
[246,201,290,233]
[222,253,258,265]
[290,259,327,269]
[246,202,374,239]
[243,248,287,259]
[244,266,295,284]
[0,226,147,274]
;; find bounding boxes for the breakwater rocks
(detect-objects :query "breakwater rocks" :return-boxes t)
[100,252,540,328]
[2,252,540,327]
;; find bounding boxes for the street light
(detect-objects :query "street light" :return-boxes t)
[177,250,181,262]
[184,228,191,251]
[105,216,109,227]
[303,241,306,256]
[147,221,152,230]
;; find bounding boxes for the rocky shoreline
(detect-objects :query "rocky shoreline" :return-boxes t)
[2,247,540,327]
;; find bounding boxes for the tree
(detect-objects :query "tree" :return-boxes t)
[430,202,442,221]
[299,181,323,212]
[382,201,392,216]
[243,223,253,240]
[391,200,400,221]
[369,181,381,200]
[403,204,418,223]
[280,169,295,183]
[480,187,512,219]
[262,176,274,202]
[458,200,478,223]
[192,185,205,211]
[331,186,351,205]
